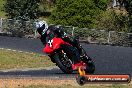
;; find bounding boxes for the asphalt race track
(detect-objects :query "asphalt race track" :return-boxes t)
[0,36,132,78]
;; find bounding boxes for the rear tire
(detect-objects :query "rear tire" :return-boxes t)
[76,76,86,86]
[85,61,95,74]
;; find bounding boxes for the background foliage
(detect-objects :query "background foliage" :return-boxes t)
[4,0,40,20]
[0,0,6,17]
[50,0,109,28]
[0,0,132,32]
[95,9,129,32]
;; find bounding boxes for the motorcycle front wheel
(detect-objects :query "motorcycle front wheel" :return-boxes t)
[53,44,79,74]
[53,51,74,74]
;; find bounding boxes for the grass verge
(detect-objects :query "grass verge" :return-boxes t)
[0,49,54,70]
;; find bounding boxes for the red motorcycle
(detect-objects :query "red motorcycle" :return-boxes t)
[43,36,95,74]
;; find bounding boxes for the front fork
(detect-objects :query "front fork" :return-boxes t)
[61,50,72,64]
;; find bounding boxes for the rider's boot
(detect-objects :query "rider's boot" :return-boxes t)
[72,38,93,69]
[76,44,93,65]
[72,61,87,70]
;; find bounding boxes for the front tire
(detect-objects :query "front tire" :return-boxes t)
[53,53,73,74]
[53,44,79,74]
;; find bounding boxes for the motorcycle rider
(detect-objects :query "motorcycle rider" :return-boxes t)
[35,20,91,70]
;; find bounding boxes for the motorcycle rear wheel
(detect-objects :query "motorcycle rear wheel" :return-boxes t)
[85,61,95,74]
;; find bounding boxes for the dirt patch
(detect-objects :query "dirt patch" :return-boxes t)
[0,78,131,88]
[0,78,77,88]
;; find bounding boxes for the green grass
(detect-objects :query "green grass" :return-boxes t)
[0,49,54,70]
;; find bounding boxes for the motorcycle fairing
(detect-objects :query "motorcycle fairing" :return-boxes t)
[43,37,70,54]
